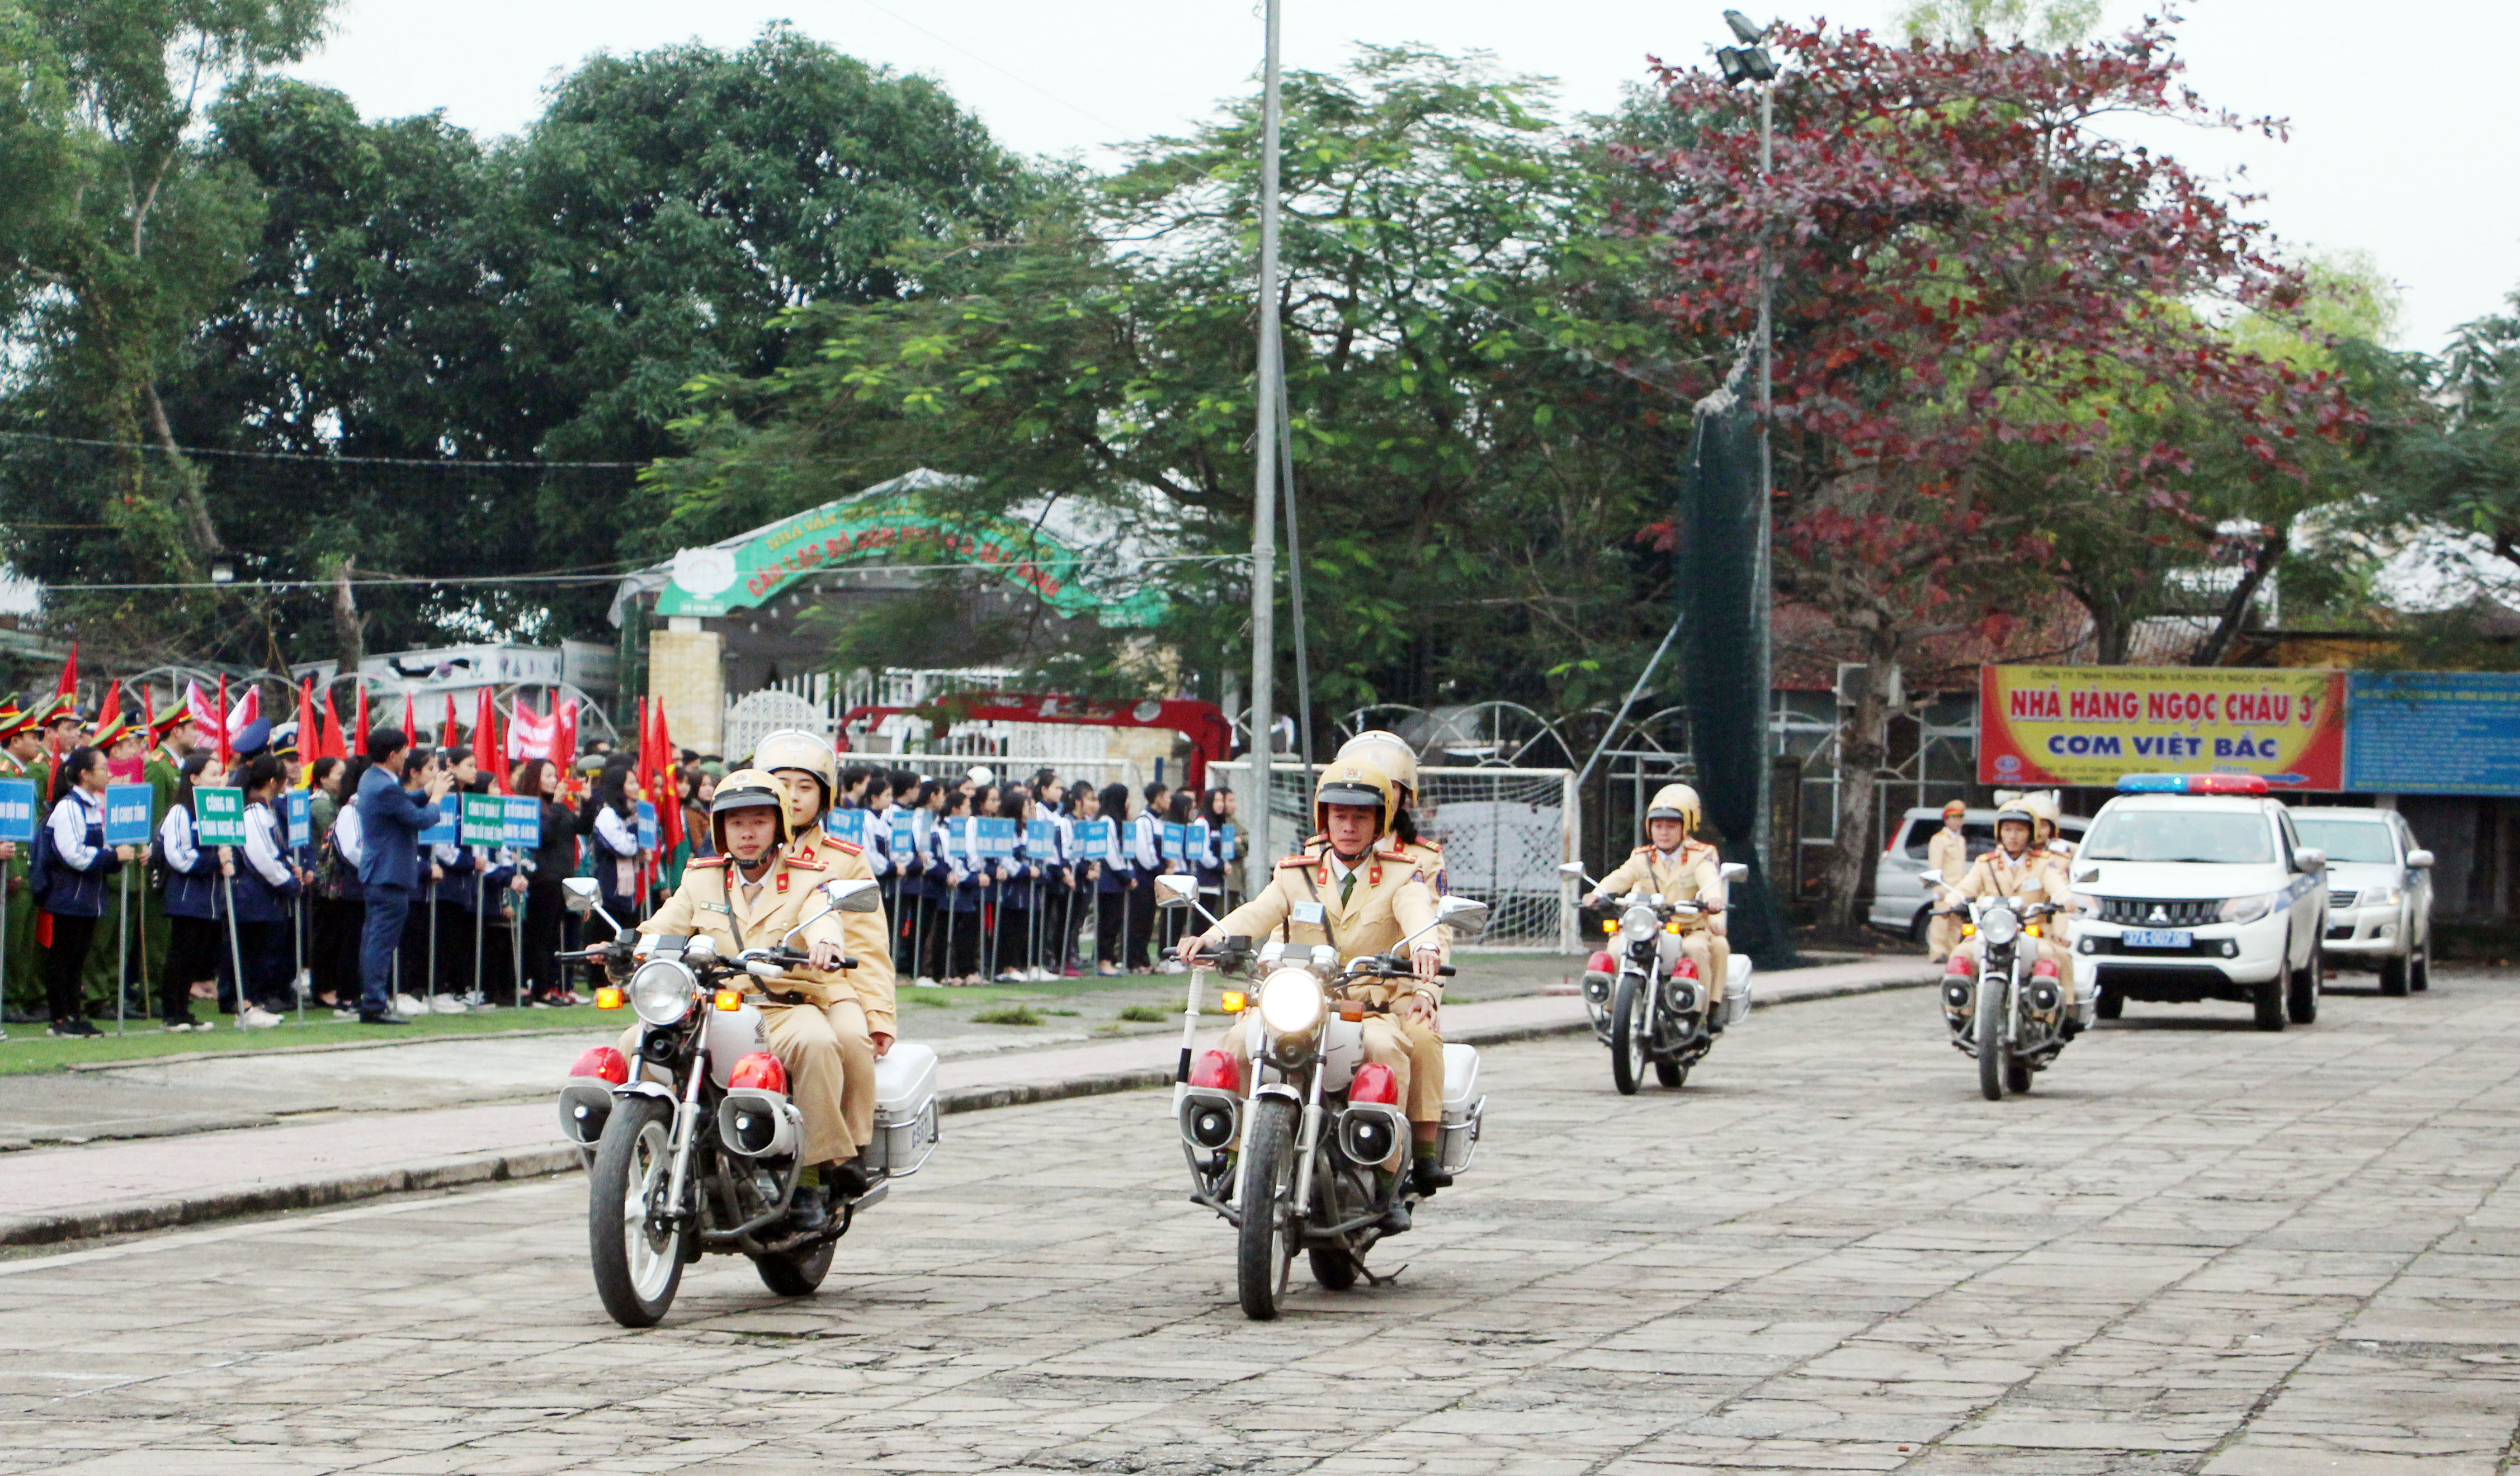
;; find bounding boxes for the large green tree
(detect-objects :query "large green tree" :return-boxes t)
[645,47,1689,724]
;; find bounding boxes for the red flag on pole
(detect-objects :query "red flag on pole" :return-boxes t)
[297,677,317,780]
[401,690,419,745]
[94,680,120,739]
[353,685,370,759]
[654,699,682,861]
[55,641,75,698]
[476,686,509,792]
[320,688,346,764]
[444,693,460,751]
[215,674,233,766]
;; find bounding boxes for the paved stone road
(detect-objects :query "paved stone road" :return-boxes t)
[3,972,2518,1474]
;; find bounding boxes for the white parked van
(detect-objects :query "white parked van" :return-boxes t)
[2287,807,2434,995]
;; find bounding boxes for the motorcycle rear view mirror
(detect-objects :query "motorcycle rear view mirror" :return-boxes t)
[561,877,600,915]
[1556,861,1591,881]
[816,877,883,914]
[1433,895,1491,939]
[1153,874,1199,909]
[1719,863,1748,883]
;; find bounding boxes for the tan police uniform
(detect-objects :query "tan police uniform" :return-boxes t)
[1926,823,1970,962]
[1594,839,1733,1002]
[627,835,896,1166]
[1210,836,1446,1125]
[1950,845,2075,1004]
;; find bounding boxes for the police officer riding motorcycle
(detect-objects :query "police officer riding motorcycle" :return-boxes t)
[1565,783,1753,1093]
[1932,800,2092,1099]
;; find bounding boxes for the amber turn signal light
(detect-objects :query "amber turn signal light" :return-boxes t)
[594,986,625,1010]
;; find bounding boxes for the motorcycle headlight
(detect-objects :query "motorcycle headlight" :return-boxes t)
[1619,904,1660,942]
[2218,891,2282,925]
[1256,968,1324,1041]
[1979,906,2021,946]
[629,959,697,1025]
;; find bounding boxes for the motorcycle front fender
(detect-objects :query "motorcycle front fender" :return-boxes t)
[613,1080,677,1103]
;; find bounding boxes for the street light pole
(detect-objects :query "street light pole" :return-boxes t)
[1720,10,1780,886]
[1244,0,1286,895]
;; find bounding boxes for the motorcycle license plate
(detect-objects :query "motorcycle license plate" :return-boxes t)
[2122,929,2192,949]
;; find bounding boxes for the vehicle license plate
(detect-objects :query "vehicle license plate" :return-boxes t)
[2122,929,2192,949]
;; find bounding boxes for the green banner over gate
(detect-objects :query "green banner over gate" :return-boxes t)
[652,484,1165,628]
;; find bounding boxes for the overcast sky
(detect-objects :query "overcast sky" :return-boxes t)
[280,0,2517,354]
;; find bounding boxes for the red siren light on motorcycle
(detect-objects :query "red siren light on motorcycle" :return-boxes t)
[571,1046,629,1085]
[1673,957,1700,979]
[1349,1062,1400,1105]
[1585,950,1616,974]
[2031,959,2060,978]
[1191,1049,1241,1093]
[1946,952,1976,975]
[728,1052,787,1094]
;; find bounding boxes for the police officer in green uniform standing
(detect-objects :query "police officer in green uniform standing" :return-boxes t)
[0,700,38,1028]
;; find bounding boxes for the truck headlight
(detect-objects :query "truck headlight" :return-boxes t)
[630,959,697,1025]
[2217,891,2283,925]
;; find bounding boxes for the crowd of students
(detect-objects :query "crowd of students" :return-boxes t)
[0,682,1238,1038]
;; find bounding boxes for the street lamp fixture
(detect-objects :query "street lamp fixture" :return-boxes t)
[1717,44,1776,86]
[209,559,235,585]
[1723,8,1764,42]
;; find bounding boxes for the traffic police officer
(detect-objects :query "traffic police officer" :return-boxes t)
[1177,761,1454,1198]
[1944,801,2075,1017]
[1584,782,1731,1012]
[1926,799,1970,962]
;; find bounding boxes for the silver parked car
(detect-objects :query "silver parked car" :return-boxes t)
[2287,807,2434,995]
[1868,806,2089,943]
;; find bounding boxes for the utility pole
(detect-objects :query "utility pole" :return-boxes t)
[1244,0,1286,895]
[1719,10,1780,878]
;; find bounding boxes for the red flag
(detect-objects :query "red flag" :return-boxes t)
[145,684,157,740]
[476,686,509,792]
[444,693,460,751]
[95,679,120,738]
[215,674,233,765]
[401,690,418,744]
[555,699,580,796]
[296,677,317,779]
[55,641,75,698]
[320,687,347,764]
[654,700,682,859]
[353,685,370,758]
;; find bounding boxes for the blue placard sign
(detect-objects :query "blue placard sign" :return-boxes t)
[0,779,36,843]
[975,816,1017,860]
[636,800,658,851]
[827,808,866,848]
[103,784,154,847]
[1218,822,1237,862]
[2346,671,2520,796]
[1072,818,1112,856]
[418,804,459,846]
[1026,819,1059,859]
[889,811,915,853]
[285,789,312,854]
[503,795,541,848]
[1160,821,1186,863]
[460,792,507,847]
[194,787,247,848]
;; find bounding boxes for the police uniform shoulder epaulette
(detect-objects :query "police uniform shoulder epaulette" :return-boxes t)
[828,840,862,857]
[1632,844,1654,857]
[1414,839,1443,854]
[688,857,728,871]
[1277,853,1315,871]
[786,845,829,872]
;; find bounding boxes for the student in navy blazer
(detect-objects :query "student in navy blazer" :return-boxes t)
[353,726,453,1024]
[37,746,131,1037]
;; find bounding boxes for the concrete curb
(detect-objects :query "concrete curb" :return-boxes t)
[0,973,1932,1250]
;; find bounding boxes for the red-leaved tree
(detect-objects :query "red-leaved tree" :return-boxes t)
[1624,16,2356,922]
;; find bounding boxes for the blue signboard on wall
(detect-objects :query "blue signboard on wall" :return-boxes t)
[2345,671,2520,797]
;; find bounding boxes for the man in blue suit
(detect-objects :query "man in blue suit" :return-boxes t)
[355,725,454,1024]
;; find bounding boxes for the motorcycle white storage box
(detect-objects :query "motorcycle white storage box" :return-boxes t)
[1439,1043,1485,1175]
[1721,957,1755,1028]
[867,1042,940,1176]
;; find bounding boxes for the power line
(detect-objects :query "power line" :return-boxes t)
[34,552,1250,594]
[0,429,645,469]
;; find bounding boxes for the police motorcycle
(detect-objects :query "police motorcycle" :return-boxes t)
[552,876,940,1327]
[1559,860,1755,1095]
[1156,874,1493,1320]
[1928,872,2094,1101]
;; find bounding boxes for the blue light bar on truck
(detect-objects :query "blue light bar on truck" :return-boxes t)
[2115,773,2270,796]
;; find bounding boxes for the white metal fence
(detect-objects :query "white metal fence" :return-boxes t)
[1209,761,1579,950]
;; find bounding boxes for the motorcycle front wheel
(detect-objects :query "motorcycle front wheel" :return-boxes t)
[589,1094,687,1327]
[753,1238,837,1297]
[1610,975,1649,1096]
[1237,1096,1299,1320]
[1976,972,2007,1102]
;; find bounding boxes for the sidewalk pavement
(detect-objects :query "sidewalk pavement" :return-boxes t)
[0,957,1933,1246]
